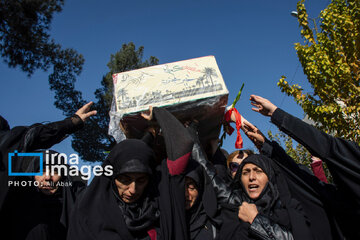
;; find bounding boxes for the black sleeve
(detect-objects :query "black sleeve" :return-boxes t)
[211,148,233,184]
[191,142,242,206]
[261,140,356,239]
[249,214,294,240]
[152,107,193,240]
[261,139,322,190]
[141,131,155,147]
[183,116,241,205]
[271,108,360,205]
[153,107,193,175]
[158,162,188,240]
[218,206,252,240]
[23,115,84,151]
[211,147,227,166]
[261,140,338,206]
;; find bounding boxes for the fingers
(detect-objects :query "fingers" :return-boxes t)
[250,95,265,104]
[242,119,257,131]
[141,106,153,121]
[250,101,260,108]
[250,95,266,109]
[140,112,151,120]
[249,95,259,105]
[251,107,260,113]
[77,101,94,114]
[245,131,257,143]
[183,120,191,128]
[246,131,257,138]
[251,101,261,113]
[242,122,258,139]
[83,101,93,111]
[250,100,262,111]
[75,102,97,122]
[83,110,97,119]
[241,124,252,134]
[240,115,248,126]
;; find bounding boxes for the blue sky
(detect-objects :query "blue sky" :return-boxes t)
[0,0,330,165]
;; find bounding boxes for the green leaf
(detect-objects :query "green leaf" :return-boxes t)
[231,83,245,109]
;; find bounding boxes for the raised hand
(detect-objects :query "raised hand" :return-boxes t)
[241,115,266,151]
[250,95,278,117]
[75,102,97,122]
[141,106,154,121]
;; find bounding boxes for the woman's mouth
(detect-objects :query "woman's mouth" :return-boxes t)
[248,184,259,192]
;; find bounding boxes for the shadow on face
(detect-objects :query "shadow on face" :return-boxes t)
[229,152,249,178]
[115,172,149,203]
[34,170,61,195]
[185,176,199,210]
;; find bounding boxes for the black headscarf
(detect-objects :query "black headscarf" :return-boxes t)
[108,139,159,233]
[184,160,220,240]
[233,154,314,239]
[234,155,289,228]
[29,150,86,227]
[1,150,85,240]
[185,161,206,238]
[0,123,29,211]
[0,115,10,131]
[106,139,154,177]
[23,149,67,175]
[68,139,160,240]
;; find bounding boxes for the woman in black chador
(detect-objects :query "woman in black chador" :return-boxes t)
[1,150,86,240]
[217,154,313,240]
[67,139,162,240]
[0,102,95,240]
[242,94,360,239]
[67,107,223,240]
[68,107,218,240]
[183,159,221,240]
[0,101,96,213]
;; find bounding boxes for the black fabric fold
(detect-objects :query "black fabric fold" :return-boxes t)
[231,154,313,240]
[1,117,82,212]
[68,139,160,240]
[1,150,86,240]
[267,107,360,239]
[185,160,221,240]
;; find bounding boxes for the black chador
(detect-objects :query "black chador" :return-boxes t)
[261,108,360,239]
[67,108,195,240]
[1,150,85,240]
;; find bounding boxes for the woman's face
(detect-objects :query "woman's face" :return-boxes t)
[229,152,249,178]
[241,163,269,199]
[115,172,149,203]
[185,177,199,210]
[34,170,61,195]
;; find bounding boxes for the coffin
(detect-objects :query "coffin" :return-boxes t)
[109,55,229,145]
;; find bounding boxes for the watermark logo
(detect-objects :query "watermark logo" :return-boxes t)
[8,150,113,181]
[8,150,43,176]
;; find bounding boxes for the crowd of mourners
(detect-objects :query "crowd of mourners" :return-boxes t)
[0,94,359,240]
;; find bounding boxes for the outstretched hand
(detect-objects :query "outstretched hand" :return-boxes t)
[250,95,277,117]
[75,102,97,122]
[241,116,266,151]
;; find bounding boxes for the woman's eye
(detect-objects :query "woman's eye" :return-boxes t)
[137,178,147,184]
[119,177,132,184]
